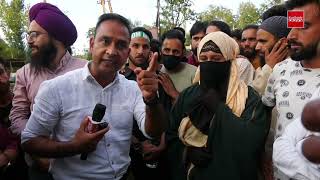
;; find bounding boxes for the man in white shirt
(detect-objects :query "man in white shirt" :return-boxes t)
[262,0,320,139]
[269,0,320,179]
[21,13,166,180]
[273,88,320,180]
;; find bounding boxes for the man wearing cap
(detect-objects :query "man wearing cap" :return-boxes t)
[249,16,290,179]
[9,2,86,179]
[251,16,290,96]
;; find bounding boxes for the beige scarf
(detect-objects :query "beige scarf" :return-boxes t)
[192,32,248,117]
[179,32,249,176]
[179,31,248,151]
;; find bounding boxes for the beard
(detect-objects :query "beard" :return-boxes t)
[129,55,149,70]
[30,39,57,73]
[257,48,272,67]
[240,48,256,59]
[289,40,319,61]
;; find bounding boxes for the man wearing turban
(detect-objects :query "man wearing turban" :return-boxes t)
[166,32,269,180]
[9,2,86,179]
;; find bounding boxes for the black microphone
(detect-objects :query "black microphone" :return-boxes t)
[80,103,106,160]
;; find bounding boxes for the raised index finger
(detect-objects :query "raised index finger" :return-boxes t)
[147,52,158,72]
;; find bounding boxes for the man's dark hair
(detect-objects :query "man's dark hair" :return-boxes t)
[242,24,259,32]
[173,27,186,37]
[160,29,186,47]
[150,39,161,55]
[262,4,288,21]
[286,0,320,10]
[94,13,132,37]
[207,20,231,36]
[231,29,242,40]
[132,27,153,40]
[190,21,207,38]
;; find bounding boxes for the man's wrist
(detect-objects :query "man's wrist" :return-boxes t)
[67,140,83,155]
[143,96,160,106]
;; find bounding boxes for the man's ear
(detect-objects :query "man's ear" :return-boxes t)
[89,37,95,53]
[127,48,131,57]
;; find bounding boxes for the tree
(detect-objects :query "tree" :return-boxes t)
[259,0,283,16]
[74,48,91,61]
[0,38,10,58]
[86,27,95,39]
[160,0,196,34]
[131,20,142,28]
[237,2,261,29]
[185,33,191,47]
[0,0,28,59]
[199,5,236,29]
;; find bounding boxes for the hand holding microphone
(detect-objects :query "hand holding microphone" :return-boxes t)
[71,104,109,160]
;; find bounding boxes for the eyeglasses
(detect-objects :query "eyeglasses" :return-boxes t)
[26,31,47,41]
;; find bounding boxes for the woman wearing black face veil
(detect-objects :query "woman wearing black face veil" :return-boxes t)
[166,31,270,180]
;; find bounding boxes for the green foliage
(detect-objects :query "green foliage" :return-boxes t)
[199,5,236,29]
[199,2,261,29]
[198,0,284,30]
[237,2,261,29]
[0,0,28,59]
[131,19,142,28]
[259,0,283,15]
[86,27,95,38]
[185,33,191,47]
[0,38,11,58]
[160,0,196,34]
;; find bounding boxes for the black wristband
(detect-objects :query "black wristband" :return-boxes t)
[143,96,160,106]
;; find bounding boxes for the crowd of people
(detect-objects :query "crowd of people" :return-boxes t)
[0,0,320,179]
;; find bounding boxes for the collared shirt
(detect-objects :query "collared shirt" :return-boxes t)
[9,52,87,135]
[273,87,320,180]
[21,63,148,180]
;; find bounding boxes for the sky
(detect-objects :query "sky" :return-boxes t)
[1,0,266,54]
